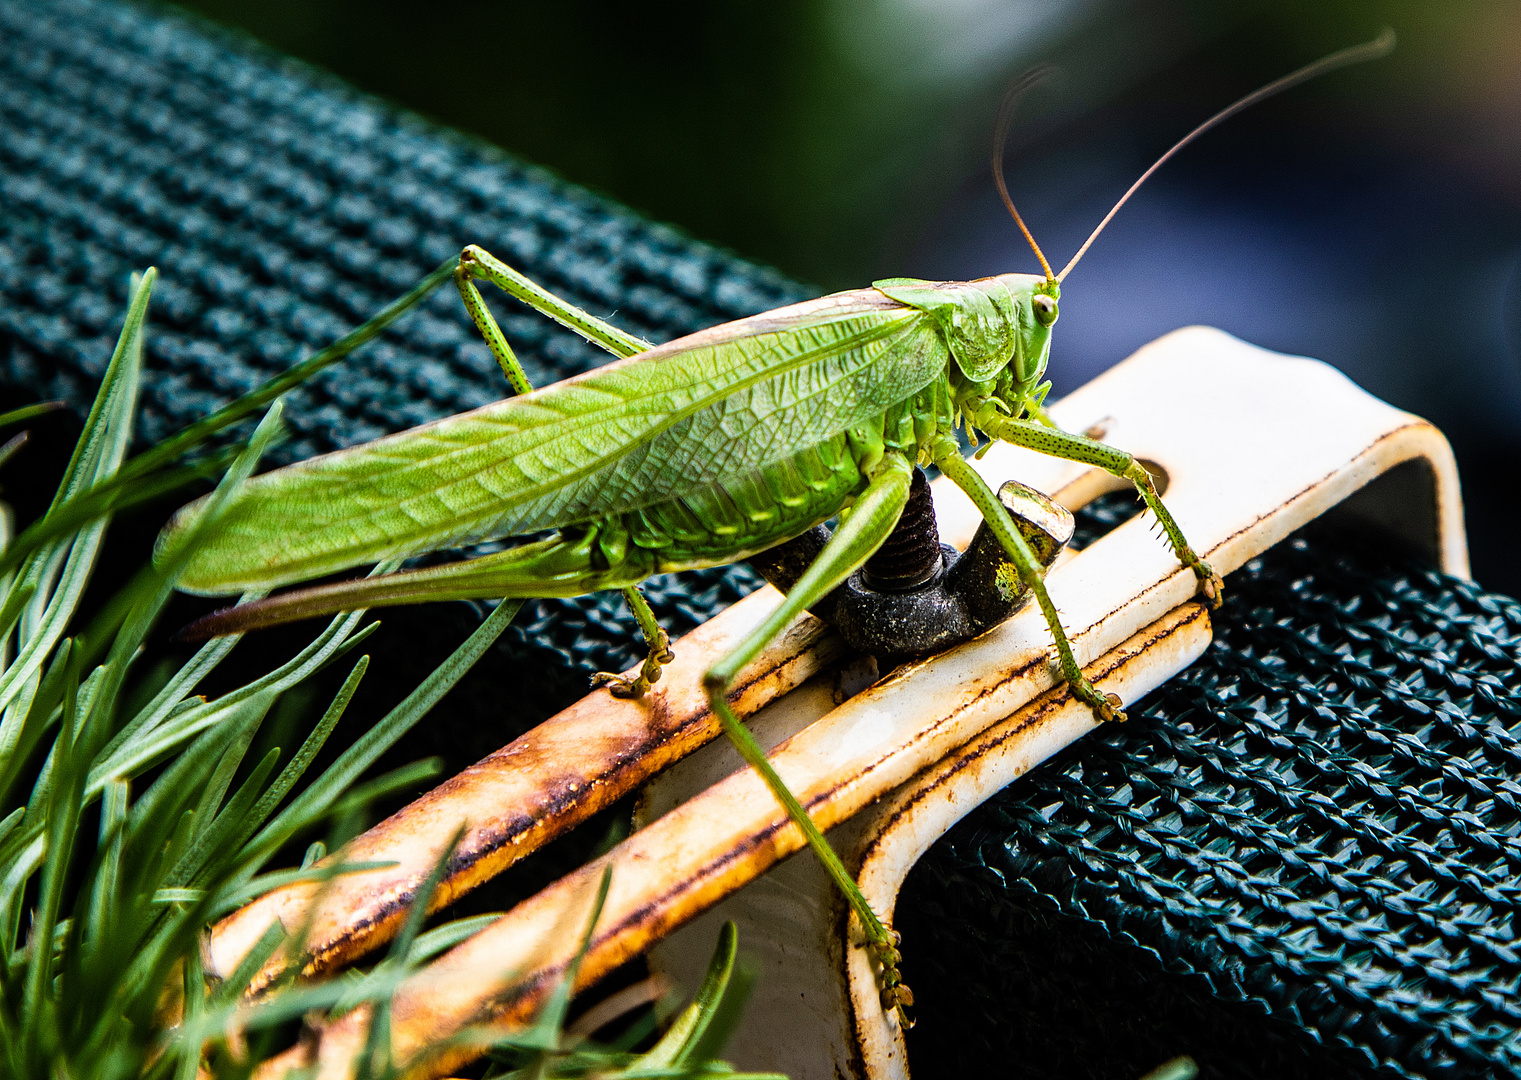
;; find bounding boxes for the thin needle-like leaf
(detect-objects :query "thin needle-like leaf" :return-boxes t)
[634,922,737,1070]
[0,401,65,432]
[0,260,456,578]
[225,655,369,861]
[248,597,522,855]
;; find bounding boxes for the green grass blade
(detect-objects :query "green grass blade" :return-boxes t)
[0,808,22,849]
[21,650,84,1027]
[211,860,399,916]
[0,830,44,955]
[119,258,454,488]
[165,747,280,890]
[0,258,453,579]
[212,919,287,1006]
[173,938,206,1080]
[84,779,128,954]
[0,636,73,806]
[0,521,108,722]
[77,405,289,758]
[0,452,244,586]
[324,761,442,828]
[634,922,737,1071]
[405,914,501,966]
[0,583,37,660]
[92,630,244,770]
[22,658,105,827]
[524,866,613,1056]
[1139,1057,1199,1080]
[87,608,366,796]
[188,699,267,839]
[359,825,467,1080]
[226,656,368,868]
[391,824,466,966]
[0,401,64,432]
[672,953,757,1073]
[248,598,522,855]
[0,274,150,718]
[46,270,152,513]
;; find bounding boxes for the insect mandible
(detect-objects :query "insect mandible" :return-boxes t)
[159,33,1394,1020]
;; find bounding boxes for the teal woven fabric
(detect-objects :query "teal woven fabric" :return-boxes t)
[2,3,1518,1077]
[0,0,808,460]
[902,498,1521,1080]
[0,0,784,687]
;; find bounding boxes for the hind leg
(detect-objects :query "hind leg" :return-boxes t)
[701,455,917,1022]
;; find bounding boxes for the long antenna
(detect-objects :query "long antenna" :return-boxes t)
[1055,28,1395,282]
[992,65,1058,282]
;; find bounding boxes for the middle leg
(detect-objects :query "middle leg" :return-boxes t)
[454,245,650,397]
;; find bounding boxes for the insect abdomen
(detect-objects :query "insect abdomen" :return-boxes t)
[615,373,955,572]
[624,432,864,570]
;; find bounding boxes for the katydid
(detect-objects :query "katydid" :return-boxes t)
[158,33,1392,1019]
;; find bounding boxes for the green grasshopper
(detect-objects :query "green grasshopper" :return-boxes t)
[159,34,1391,1018]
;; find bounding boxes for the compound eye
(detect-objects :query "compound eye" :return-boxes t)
[1032,293,1058,327]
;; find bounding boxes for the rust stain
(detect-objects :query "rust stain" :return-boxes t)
[858,603,1209,866]
[246,399,1444,1075]
[250,609,1211,1079]
[283,607,1211,1080]
[269,774,840,1077]
[219,607,842,992]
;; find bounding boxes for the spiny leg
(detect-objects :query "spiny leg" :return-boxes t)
[981,415,1224,607]
[591,585,675,699]
[933,444,1126,724]
[702,454,916,1023]
[455,258,536,396]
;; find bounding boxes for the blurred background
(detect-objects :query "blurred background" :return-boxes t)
[166,0,1521,593]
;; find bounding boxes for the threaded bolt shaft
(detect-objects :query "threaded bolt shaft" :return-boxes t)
[862,467,942,592]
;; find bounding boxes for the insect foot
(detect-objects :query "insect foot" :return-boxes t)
[590,670,648,699]
[867,928,915,1027]
[1196,562,1226,609]
[591,631,675,699]
[1074,681,1127,724]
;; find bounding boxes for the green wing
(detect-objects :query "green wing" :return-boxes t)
[168,289,947,594]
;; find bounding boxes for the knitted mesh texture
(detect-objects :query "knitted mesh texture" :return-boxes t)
[0,0,785,682]
[2,3,1518,1077]
[901,497,1521,1080]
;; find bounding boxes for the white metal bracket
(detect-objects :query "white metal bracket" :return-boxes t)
[231,328,1464,1079]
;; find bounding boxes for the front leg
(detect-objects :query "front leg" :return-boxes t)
[981,414,1224,607]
